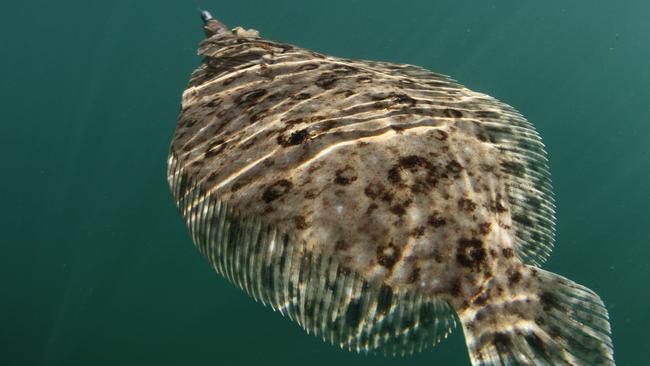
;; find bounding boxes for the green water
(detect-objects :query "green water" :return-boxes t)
[2,1,648,365]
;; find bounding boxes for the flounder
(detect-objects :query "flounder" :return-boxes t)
[167,10,615,365]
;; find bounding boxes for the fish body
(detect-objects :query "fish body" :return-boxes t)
[168,13,614,365]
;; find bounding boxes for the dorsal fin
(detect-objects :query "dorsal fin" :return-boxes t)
[374,63,555,265]
[375,62,555,265]
[471,95,556,266]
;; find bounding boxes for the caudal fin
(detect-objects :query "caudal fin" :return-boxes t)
[458,266,614,365]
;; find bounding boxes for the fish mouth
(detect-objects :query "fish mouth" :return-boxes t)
[200,9,228,37]
[199,9,213,24]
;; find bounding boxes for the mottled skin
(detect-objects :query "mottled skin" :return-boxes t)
[168,17,614,365]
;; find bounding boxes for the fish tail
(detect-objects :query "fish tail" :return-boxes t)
[457,266,614,365]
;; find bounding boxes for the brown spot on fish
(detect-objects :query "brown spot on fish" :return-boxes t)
[304,189,318,199]
[204,144,226,158]
[377,241,401,270]
[262,179,292,203]
[335,240,349,251]
[501,161,526,177]
[508,271,522,285]
[376,285,393,315]
[298,63,319,71]
[492,333,511,353]
[433,129,448,141]
[428,213,446,227]
[235,88,267,106]
[390,125,406,133]
[334,166,358,186]
[278,129,309,146]
[410,226,426,238]
[315,73,338,89]
[458,198,477,212]
[456,238,486,270]
[407,267,421,283]
[433,250,444,263]
[525,333,548,356]
[364,183,384,199]
[294,216,308,230]
[293,92,312,100]
[445,160,463,175]
[399,155,433,172]
[450,277,462,297]
[444,108,463,118]
[390,199,412,217]
[479,222,492,235]
[391,93,417,106]
[475,110,500,119]
[540,291,560,311]
[387,167,402,184]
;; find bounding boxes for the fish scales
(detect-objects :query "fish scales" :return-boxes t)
[167,13,615,365]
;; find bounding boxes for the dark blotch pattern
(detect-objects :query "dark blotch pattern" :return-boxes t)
[525,333,548,356]
[377,242,401,270]
[235,88,267,106]
[334,166,358,186]
[492,332,512,353]
[315,73,338,89]
[376,285,393,315]
[444,108,463,118]
[364,183,384,199]
[428,213,446,227]
[345,299,363,330]
[434,130,448,141]
[390,199,412,217]
[262,179,292,203]
[458,197,477,212]
[456,238,486,270]
[450,278,461,297]
[335,240,349,250]
[407,267,421,283]
[293,92,311,100]
[445,160,463,175]
[512,213,534,227]
[294,216,308,230]
[387,167,402,184]
[298,63,319,71]
[278,129,310,146]
[479,222,492,235]
[540,291,561,311]
[501,161,526,177]
[399,155,434,172]
[508,271,522,285]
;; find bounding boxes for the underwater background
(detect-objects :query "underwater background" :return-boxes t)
[2,0,648,365]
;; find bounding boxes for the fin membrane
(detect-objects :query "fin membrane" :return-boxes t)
[373,61,557,267]
[168,155,457,355]
[478,101,557,267]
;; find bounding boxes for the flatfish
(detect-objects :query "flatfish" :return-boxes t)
[167,10,614,365]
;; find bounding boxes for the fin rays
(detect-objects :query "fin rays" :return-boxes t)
[459,266,614,366]
[168,155,457,355]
